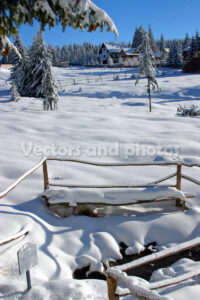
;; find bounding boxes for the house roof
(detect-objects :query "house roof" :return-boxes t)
[104,43,121,53]
[121,48,136,55]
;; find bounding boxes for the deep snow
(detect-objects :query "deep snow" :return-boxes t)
[0,66,200,299]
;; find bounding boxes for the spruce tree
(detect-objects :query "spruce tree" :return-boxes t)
[24,31,58,109]
[10,82,20,102]
[132,25,144,50]
[188,36,198,59]
[10,33,29,95]
[135,31,160,112]
[183,33,190,49]
[148,25,157,52]
[160,34,165,51]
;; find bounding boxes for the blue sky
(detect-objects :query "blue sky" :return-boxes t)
[18,0,200,47]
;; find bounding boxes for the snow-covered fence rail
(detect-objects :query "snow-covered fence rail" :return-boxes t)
[0,158,199,207]
[55,72,135,88]
[106,236,200,300]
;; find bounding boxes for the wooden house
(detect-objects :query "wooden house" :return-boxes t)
[182,48,200,73]
[99,43,121,64]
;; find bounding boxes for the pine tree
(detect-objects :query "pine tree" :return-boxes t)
[10,33,29,95]
[24,31,58,109]
[135,31,161,112]
[148,25,157,52]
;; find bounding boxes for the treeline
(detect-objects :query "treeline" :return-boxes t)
[5,42,100,66]
[3,26,200,68]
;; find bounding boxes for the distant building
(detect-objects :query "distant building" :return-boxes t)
[154,48,170,65]
[0,64,13,68]
[182,48,200,73]
[182,47,190,61]
[99,43,121,65]
[99,43,140,66]
[119,48,140,66]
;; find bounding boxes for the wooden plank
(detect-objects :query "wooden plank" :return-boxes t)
[151,172,177,185]
[48,183,177,189]
[0,227,29,246]
[176,165,182,207]
[182,174,200,186]
[70,198,179,207]
[43,160,49,190]
[107,277,119,300]
[47,157,179,167]
[0,158,46,200]
[110,236,200,272]
[149,269,200,290]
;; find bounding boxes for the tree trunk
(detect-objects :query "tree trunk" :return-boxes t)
[147,78,151,112]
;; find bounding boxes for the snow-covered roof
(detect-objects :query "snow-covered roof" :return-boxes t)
[121,48,136,55]
[183,46,190,52]
[154,51,163,58]
[104,43,121,53]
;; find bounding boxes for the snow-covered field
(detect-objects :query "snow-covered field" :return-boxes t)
[0,66,200,299]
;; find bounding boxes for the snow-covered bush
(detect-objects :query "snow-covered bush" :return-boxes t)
[177,104,200,116]
[10,82,20,102]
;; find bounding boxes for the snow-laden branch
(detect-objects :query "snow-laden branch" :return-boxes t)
[0,36,21,59]
[0,0,118,54]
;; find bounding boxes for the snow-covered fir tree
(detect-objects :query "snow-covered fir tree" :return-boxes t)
[188,36,198,59]
[160,34,165,51]
[0,0,118,55]
[135,31,161,112]
[132,25,144,49]
[10,34,29,95]
[183,33,190,50]
[167,41,182,67]
[10,82,20,102]
[24,31,58,109]
[148,25,157,52]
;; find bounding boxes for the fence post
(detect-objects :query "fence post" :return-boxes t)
[43,160,49,190]
[107,277,119,300]
[176,164,182,207]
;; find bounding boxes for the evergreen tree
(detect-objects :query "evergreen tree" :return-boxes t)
[188,36,198,59]
[135,31,160,112]
[148,25,157,52]
[132,25,144,50]
[160,34,165,51]
[195,29,200,50]
[10,33,29,95]
[183,33,190,49]
[10,82,20,102]
[24,31,58,109]
[0,0,118,54]
[61,45,69,62]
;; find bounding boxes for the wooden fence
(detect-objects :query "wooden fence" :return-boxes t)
[106,236,200,300]
[0,157,199,208]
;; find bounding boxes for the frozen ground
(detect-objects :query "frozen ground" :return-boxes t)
[0,66,200,299]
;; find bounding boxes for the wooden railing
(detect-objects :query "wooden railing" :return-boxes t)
[0,158,199,205]
[106,236,200,300]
